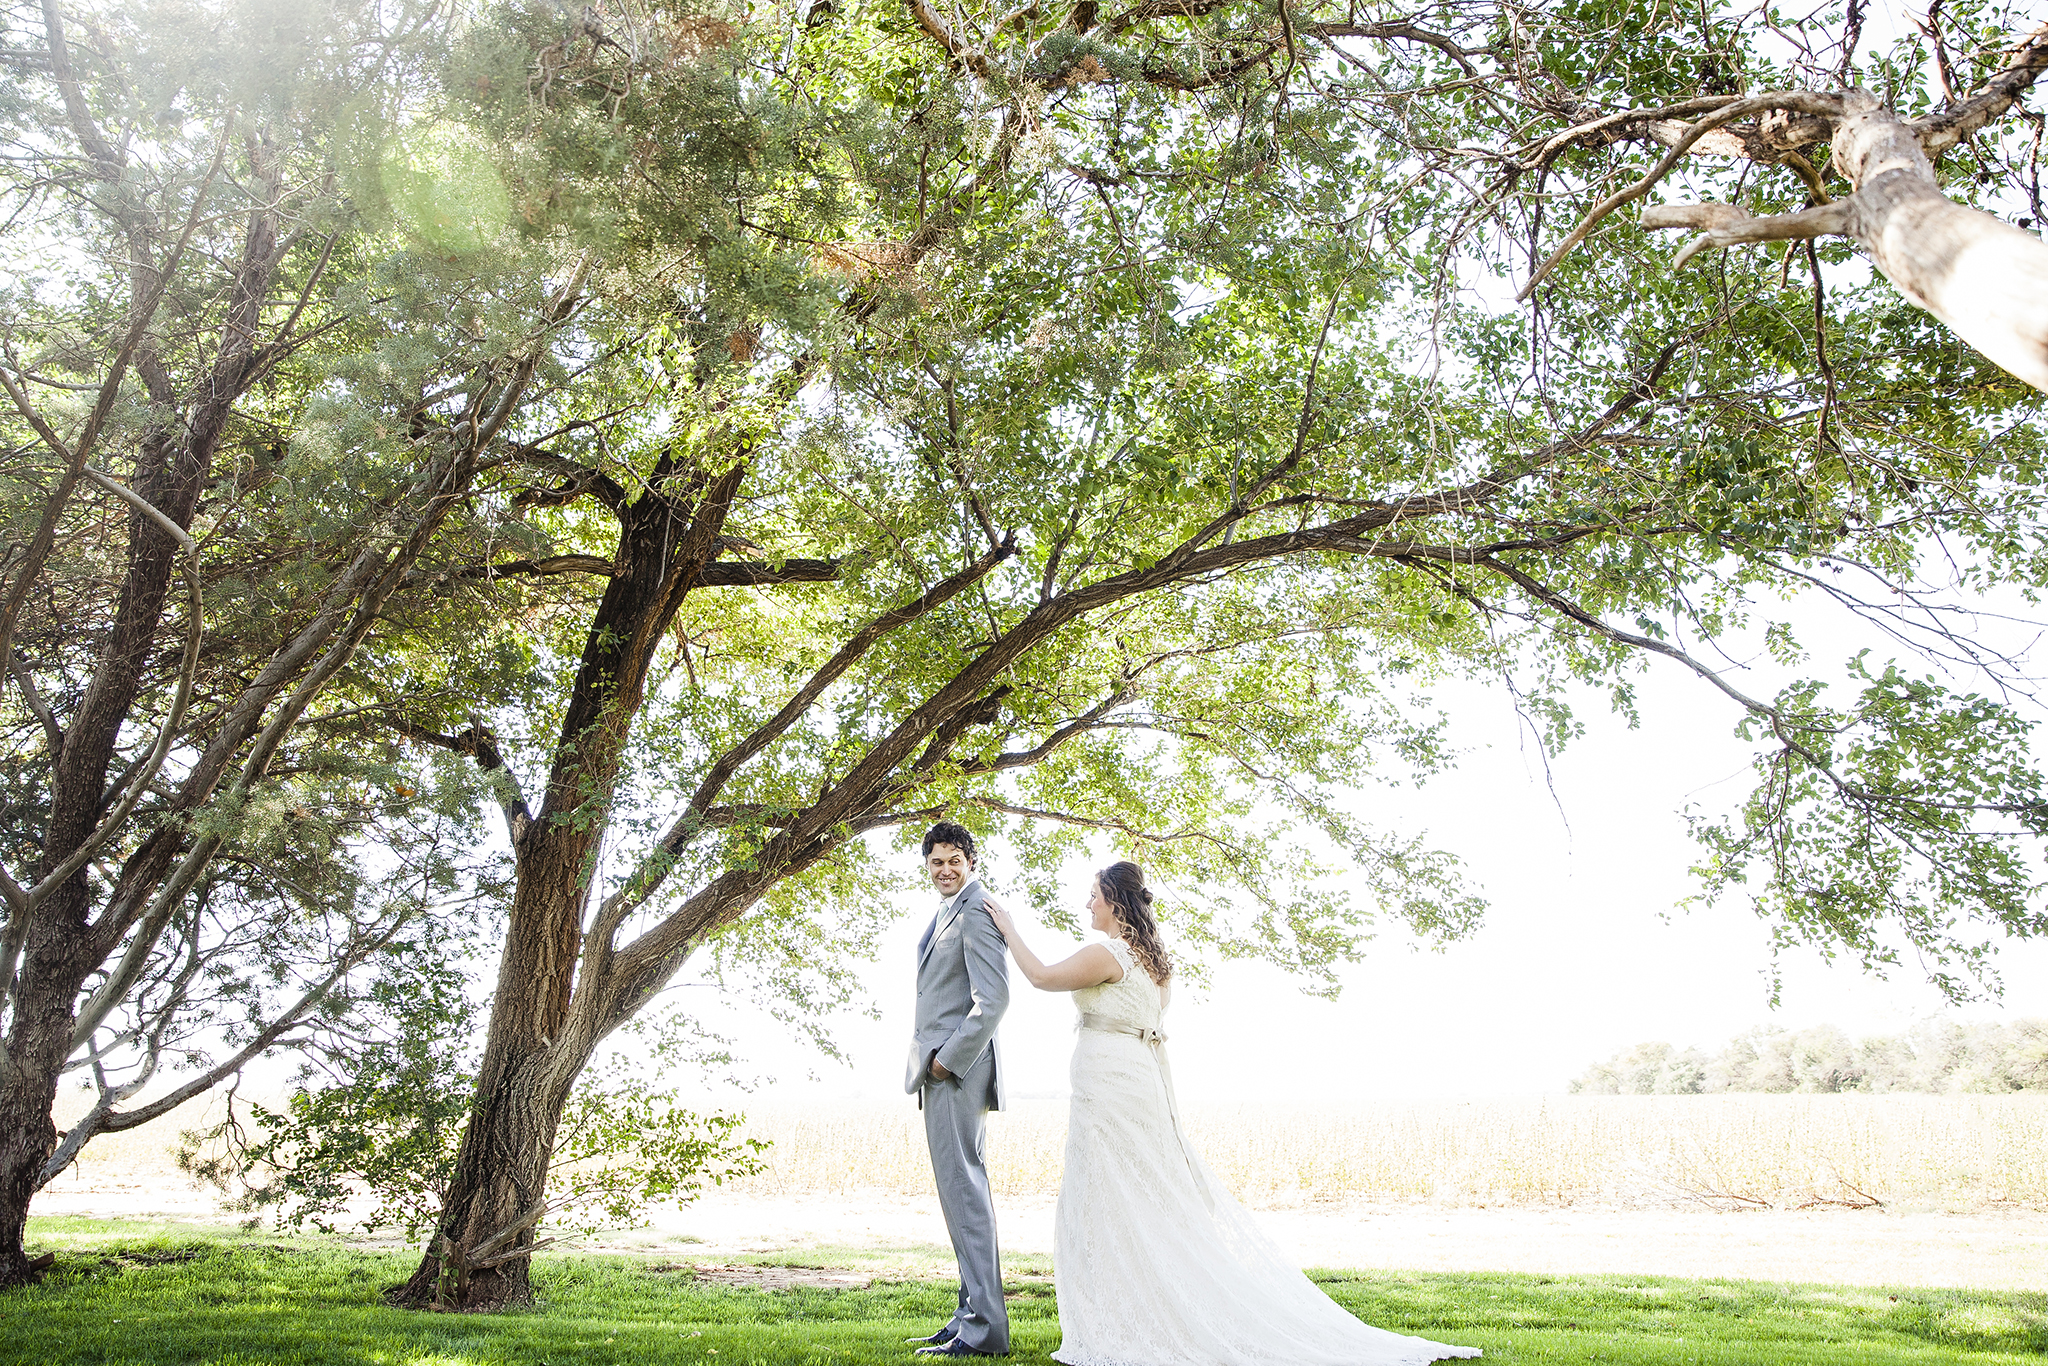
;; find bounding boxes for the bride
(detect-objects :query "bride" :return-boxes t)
[983,862,1481,1365]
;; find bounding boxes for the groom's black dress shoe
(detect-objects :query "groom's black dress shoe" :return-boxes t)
[904,1326,957,1346]
[913,1340,1004,1357]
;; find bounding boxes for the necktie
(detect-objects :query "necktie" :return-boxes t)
[918,891,954,958]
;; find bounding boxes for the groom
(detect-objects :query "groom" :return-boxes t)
[903,821,1010,1357]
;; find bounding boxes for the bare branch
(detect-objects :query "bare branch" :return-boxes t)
[8,649,60,753]
[1642,200,1853,267]
[79,465,194,551]
[396,718,534,845]
[1517,91,1846,300]
[905,0,996,78]
[56,902,427,1187]
[1914,20,2048,154]
[1474,554,1777,716]
[1519,96,1744,170]
[967,798,1237,851]
[954,686,1135,778]
[1299,20,1492,76]
[1832,90,2048,392]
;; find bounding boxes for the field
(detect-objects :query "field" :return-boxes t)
[36,1092,2047,1299]
[21,1096,2047,1363]
[59,1089,2047,1218]
[728,1094,2048,1212]
[1,1219,2041,1366]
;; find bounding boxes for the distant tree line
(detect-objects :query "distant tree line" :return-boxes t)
[1569,1021,2048,1094]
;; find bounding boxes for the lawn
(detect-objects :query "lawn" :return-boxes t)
[1,1219,2039,1365]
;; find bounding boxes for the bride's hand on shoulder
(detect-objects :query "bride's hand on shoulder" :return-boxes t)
[979,894,1014,942]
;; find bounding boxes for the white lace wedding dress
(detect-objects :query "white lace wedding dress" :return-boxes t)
[1052,939,1481,1365]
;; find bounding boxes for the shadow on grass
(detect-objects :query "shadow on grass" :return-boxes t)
[0,1224,2037,1365]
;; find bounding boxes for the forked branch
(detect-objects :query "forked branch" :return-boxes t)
[1516,90,1846,299]
[1642,200,1852,268]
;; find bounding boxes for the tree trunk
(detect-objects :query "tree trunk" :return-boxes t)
[394,468,740,1308]
[0,428,218,1287]
[389,823,602,1307]
[392,1038,586,1308]
[0,951,82,1285]
[1832,90,2048,394]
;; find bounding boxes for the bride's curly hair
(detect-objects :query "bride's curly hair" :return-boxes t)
[1098,861,1172,986]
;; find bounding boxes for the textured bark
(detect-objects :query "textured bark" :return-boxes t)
[1831,90,2048,394]
[397,1020,587,1308]
[0,949,75,1285]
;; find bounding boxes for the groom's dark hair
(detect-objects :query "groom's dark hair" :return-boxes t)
[921,820,977,864]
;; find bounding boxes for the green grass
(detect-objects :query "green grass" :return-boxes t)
[1,1219,2040,1365]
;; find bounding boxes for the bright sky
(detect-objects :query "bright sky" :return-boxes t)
[648,0,2048,1109]
[667,576,2048,1106]
[654,0,2048,1106]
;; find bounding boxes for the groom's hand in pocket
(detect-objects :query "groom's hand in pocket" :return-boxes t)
[929,1050,953,1081]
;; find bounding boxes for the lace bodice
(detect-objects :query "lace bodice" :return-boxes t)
[1071,938,1166,1031]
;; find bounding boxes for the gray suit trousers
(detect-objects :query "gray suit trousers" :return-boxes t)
[921,1046,1009,1354]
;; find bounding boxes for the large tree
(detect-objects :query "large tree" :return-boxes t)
[364,0,2048,1309]
[0,0,645,1285]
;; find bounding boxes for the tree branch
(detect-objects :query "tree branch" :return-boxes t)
[693,558,841,588]
[1299,20,1491,76]
[506,448,628,513]
[585,535,1019,949]
[0,132,216,673]
[26,469,206,913]
[51,900,428,1189]
[906,0,996,78]
[1519,97,1745,170]
[1517,91,1846,300]
[1913,20,2048,155]
[1642,200,1853,268]
[952,686,1135,777]
[403,553,840,589]
[579,332,1687,1044]
[966,797,1237,852]
[1175,279,1348,559]
[395,719,533,845]
[39,0,120,174]
[8,648,60,753]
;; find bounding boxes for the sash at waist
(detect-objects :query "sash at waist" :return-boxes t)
[1078,1012,1165,1044]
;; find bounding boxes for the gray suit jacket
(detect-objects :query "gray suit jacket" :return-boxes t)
[905,879,1009,1110]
